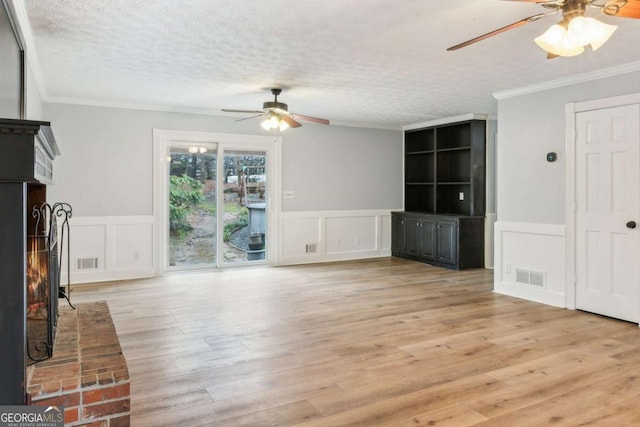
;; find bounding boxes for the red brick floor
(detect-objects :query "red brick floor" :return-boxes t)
[27,301,130,426]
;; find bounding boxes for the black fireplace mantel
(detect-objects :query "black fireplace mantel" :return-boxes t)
[0,118,60,405]
[0,119,60,184]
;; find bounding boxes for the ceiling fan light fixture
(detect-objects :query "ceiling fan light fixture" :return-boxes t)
[567,16,600,45]
[535,23,585,57]
[585,19,617,51]
[261,113,290,131]
[260,117,273,130]
[536,15,617,57]
[224,88,328,129]
[566,16,617,51]
[260,116,270,130]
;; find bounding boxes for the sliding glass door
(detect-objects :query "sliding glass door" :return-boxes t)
[167,143,218,268]
[222,149,267,265]
[156,130,278,272]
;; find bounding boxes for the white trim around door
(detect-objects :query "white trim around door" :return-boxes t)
[153,129,282,274]
[566,92,640,324]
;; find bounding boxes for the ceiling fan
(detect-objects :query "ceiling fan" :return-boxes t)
[222,88,330,131]
[447,0,640,57]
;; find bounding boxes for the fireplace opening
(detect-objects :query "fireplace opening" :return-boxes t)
[25,194,73,364]
[26,229,52,362]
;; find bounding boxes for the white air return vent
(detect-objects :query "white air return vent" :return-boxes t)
[515,268,545,288]
[305,243,317,253]
[76,257,99,271]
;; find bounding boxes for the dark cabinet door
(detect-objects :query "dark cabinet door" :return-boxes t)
[437,219,458,265]
[405,217,421,256]
[419,217,437,260]
[391,214,406,254]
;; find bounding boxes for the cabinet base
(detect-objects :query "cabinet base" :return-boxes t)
[391,253,481,270]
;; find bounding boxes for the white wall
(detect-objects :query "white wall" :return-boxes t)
[24,60,44,120]
[283,125,402,211]
[43,103,402,282]
[45,103,402,215]
[494,66,640,306]
[497,68,640,224]
[0,1,22,119]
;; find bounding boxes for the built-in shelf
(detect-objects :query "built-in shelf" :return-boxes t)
[437,147,470,152]
[406,150,435,155]
[394,118,486,270]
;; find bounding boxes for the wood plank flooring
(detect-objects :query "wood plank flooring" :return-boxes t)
[70,257,640,426]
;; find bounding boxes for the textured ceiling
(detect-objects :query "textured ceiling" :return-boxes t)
[20,0,640,128]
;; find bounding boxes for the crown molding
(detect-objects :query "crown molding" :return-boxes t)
[493,61,640,100]
[403,113,489,131]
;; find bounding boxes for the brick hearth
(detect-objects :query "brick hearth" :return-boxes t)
[27,301,130,426]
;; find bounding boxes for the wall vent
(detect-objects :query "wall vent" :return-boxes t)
[305,243,317,253]
[515,268,545,287]
[76,257,99,271]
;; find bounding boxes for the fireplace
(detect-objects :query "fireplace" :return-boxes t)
[26,199,72,363]
[0,119,67,405]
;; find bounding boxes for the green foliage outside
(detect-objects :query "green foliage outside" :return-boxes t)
[223,205,248,242]
[169,175,204,233]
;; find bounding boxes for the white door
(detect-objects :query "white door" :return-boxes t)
[575,104,640,323]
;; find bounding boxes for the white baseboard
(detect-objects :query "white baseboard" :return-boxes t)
[494,281,565,307]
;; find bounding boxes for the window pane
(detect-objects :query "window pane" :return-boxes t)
[168,146,217,267]
[223,150,267,264]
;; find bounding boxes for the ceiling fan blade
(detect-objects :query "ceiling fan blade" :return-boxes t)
[291,113,330,125]
[221,108,265,114]
[281,115,302,128]
[603,0,640,18]
[236,113,266,122]
[447,13,551,51]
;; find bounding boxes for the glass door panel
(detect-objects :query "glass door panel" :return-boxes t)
[222,149,267,264]
[168,144,217,268]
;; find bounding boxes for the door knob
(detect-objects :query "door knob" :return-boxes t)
[626,221,637,229]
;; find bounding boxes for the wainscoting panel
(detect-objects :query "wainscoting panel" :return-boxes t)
[279,210,392,265]
[494,221,566,307]
[325,216,377,254]
[66,211,392,282]
[62,216,155,284]
[281,216,322,259]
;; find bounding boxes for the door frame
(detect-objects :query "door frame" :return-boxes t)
[565,92,640,315]
[153,129,282,274]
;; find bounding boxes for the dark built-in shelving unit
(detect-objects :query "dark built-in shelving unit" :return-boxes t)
[392,119,486,269]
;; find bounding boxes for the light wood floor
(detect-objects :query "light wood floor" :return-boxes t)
[71,257,640,426]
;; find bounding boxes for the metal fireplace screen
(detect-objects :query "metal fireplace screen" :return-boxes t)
[26,202,71,364]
